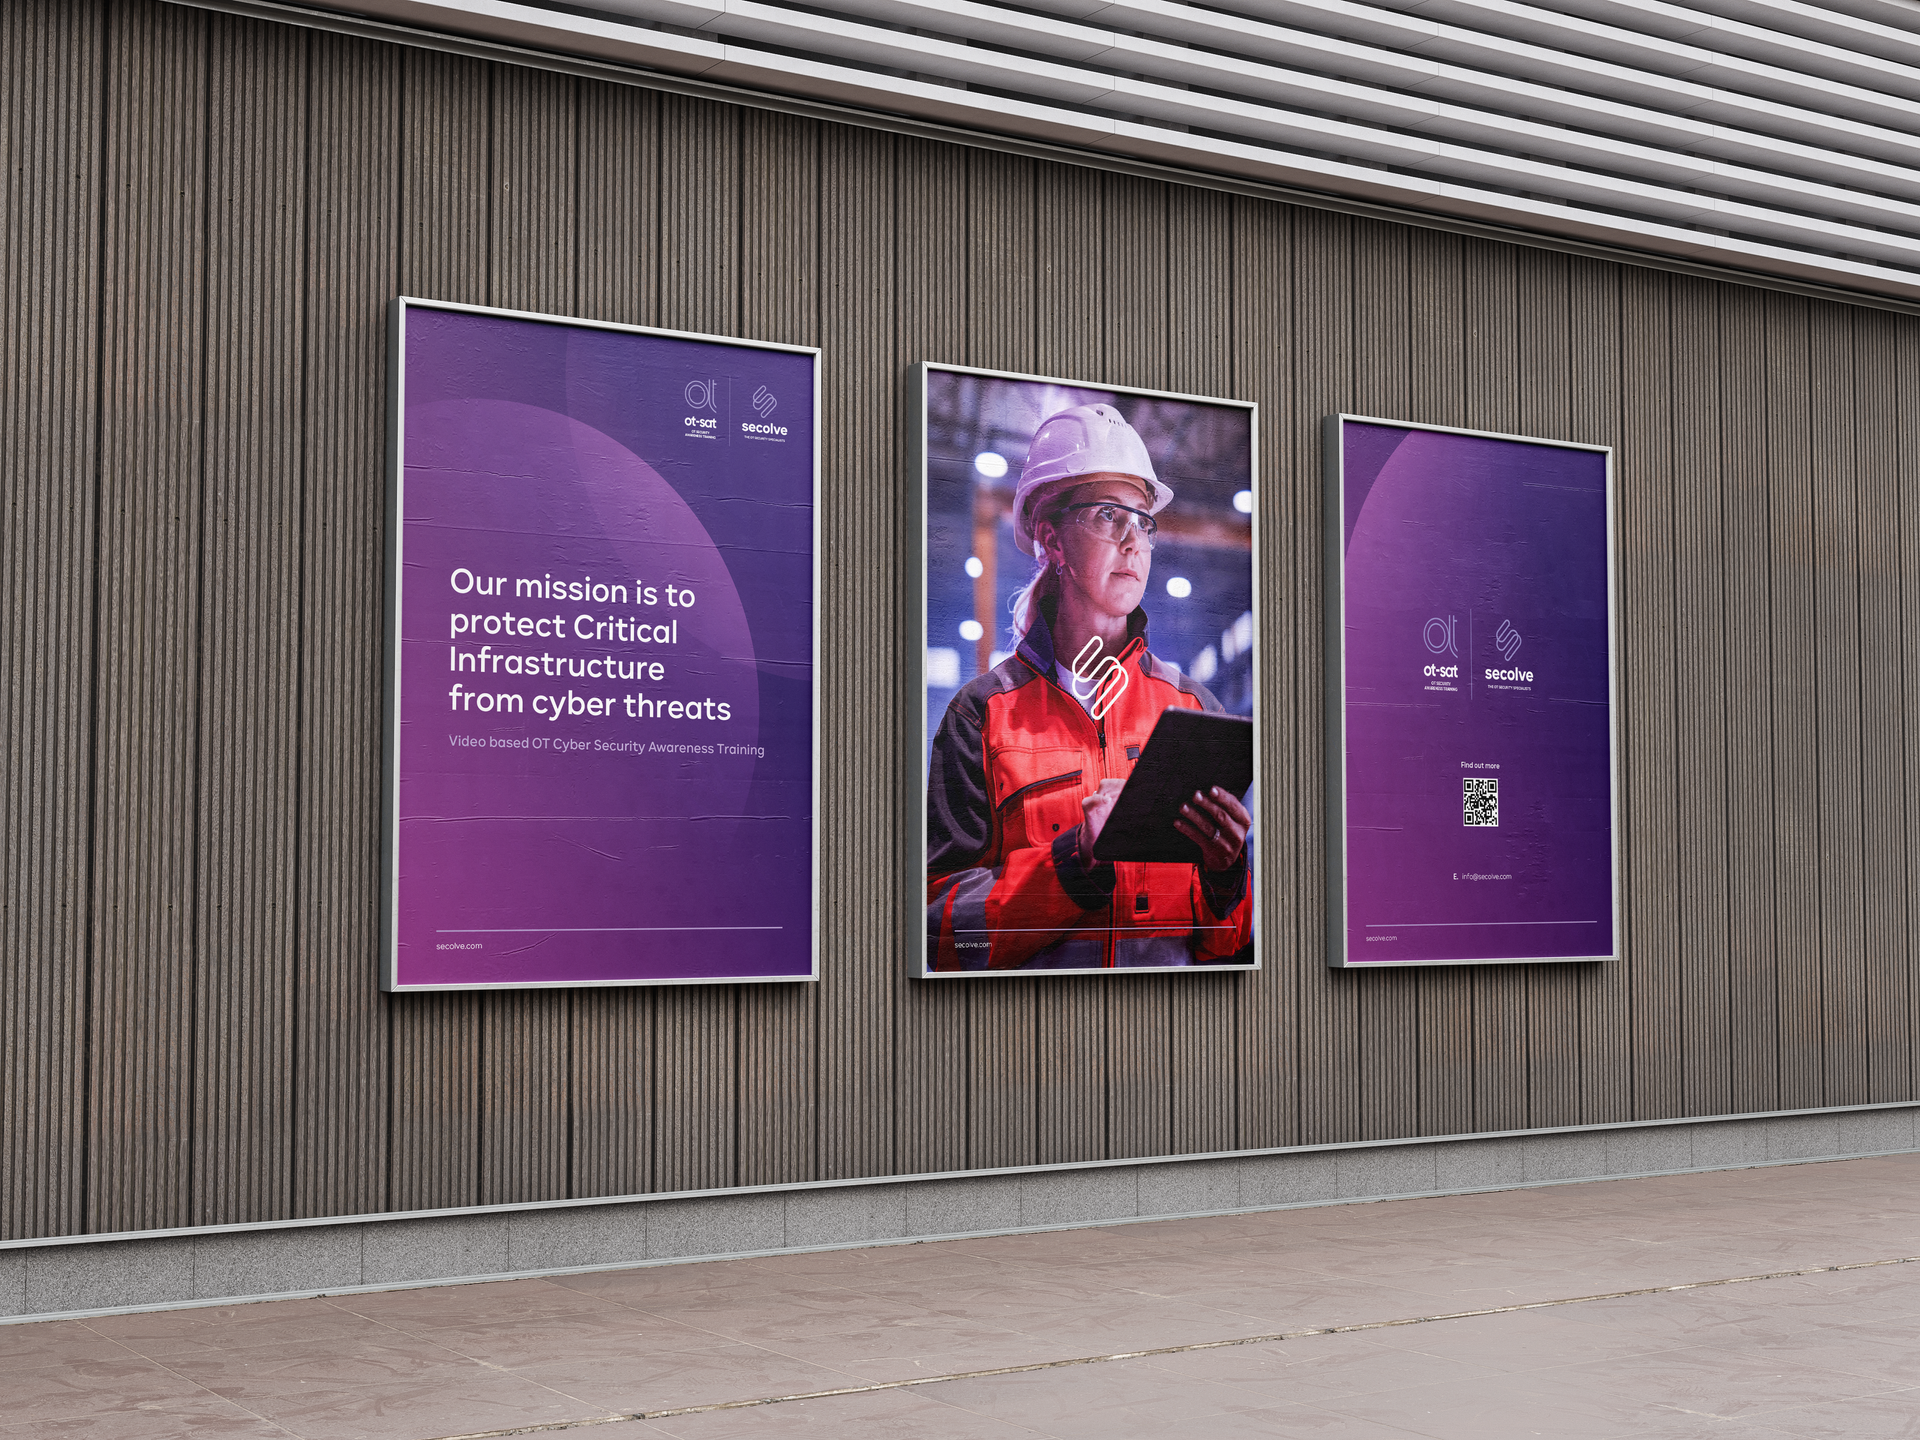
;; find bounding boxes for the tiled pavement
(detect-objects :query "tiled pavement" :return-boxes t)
[7,1154,1920,1438]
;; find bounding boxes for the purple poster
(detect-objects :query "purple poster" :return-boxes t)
[383,300,817,990]
[1327,416,1617,967]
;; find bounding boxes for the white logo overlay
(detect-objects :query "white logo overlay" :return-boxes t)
[1069,636,1129,721]
[751,385,778,419]
[1424,614,1459,657]
[683,379,716,411]
[1495,618,1522,662]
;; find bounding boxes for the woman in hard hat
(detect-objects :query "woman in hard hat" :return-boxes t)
[926,403,1253,971]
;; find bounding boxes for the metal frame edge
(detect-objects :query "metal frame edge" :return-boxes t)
[383,295,823,991]
[914,360,1261,980]
[1324,412,1619,970]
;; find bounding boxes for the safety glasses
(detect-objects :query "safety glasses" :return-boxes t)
[1057,501,1158,548]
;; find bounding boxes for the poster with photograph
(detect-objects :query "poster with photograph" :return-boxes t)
[918,364,1259,978]
[383,299,817,990]
[1325,415,1618,968]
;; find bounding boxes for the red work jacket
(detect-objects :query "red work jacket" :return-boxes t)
[926,605,1253,971]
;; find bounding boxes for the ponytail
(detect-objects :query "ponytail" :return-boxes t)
[1007,557,1059,647]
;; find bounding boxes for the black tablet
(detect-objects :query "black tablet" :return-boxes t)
[1091,707,1254,865]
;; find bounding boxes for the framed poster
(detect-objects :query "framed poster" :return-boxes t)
[383,298,818,991]
[1325,415,1618,968]
[917,363,1259,978]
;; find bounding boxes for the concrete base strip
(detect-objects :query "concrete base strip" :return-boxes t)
[413,1248,1920,1440]
[4,1102,1916,1323]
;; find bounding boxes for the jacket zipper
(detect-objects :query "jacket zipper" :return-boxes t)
[1097,714,1114,966]
[1030,639,1139,969]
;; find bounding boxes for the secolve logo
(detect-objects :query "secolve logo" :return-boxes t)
[741,384,787,439]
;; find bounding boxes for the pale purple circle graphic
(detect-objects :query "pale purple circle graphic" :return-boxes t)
[397,398,771,984]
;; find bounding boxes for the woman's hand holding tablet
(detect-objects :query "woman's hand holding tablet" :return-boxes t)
[1091,708,1255,866]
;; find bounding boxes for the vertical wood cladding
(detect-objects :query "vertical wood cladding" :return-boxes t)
[387,43,490,1216]
[191,12,307,1227]
[6,0,1920,1240]
[1228,196,1296,1155]
[0,0,103,1242]
[890,137,969,1179]
[86,0,208,1236]
[1668,277,1734,1123]
[295,30,397,1221]
[1718,285,1783,1118]
[1854,312,1911,1104]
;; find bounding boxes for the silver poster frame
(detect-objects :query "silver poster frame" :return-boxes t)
[1323,413,1620,970]
[382,296,821,992]
[913,361,1262,981]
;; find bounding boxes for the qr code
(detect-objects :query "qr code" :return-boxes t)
[1463,777,1499,828]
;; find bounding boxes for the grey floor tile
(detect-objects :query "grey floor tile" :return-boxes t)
[513,1340,863,1415]
[215,1368,600,1440]
[155,1332,484,1402]
[85,1299,407,1359]
[922,1355,1257,1437]
[0,1393,299,1440]
[644,1389,1048,1439]
[1734,1388,1920,1439]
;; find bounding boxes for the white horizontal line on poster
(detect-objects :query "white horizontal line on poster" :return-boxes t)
[435,926,785,933]
[952,926,1242,934]
[1364,920,1599,928]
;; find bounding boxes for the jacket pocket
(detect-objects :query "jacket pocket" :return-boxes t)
[989,746,1084,853]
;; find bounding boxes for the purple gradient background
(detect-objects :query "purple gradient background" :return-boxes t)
[1340,422,1613,964]
[393,308,814,986]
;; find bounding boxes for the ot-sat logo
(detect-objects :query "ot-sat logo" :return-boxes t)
[1423,614,1459,658]
[683,379,717,412]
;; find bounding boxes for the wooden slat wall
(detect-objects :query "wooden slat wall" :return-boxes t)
[570,80,659,1199]
[294,31,398,1221]
[1407,231,1475,1140]
[817,121,894,1183]
[0,0,102,1242]
[890,135,969,1179]
[1030,164,1109,1166]
[1519,250,1585,1130]
[1766,296,1826,1111]
[1856,311,1911,1104]
[5,0,1920,1240]
[1669,277,1734,1122]
[1901,319,1920,1109]
[1619,269,1684,1124]
[388,45,489,1215]
[86,0,208,1236]
[1293,209,1360,1148]
[192,12,306,1226]
[1351,219,1420,1146]
[1230,195,1296,1154]
[1718,285,1782,1118]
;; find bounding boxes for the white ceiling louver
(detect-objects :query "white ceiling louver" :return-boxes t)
[278,0,1920,298]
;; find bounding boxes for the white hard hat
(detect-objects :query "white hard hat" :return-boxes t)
[1011,404,1173,558]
